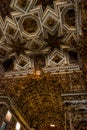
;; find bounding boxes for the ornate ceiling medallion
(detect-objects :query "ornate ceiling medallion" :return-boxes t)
[19,14,41,39]
[23,18,38,33]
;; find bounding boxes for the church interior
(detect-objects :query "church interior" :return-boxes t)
[0,0,87,130]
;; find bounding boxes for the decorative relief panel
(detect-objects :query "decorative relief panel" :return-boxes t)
[48,49,65,66]
[0,0,80,74]
[4,19,17,38]
[0,1,86,130]
[15,54,31,70]
[19,14,42,39]
[43,7,59,35]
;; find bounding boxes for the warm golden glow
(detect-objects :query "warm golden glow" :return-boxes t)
[33,68,43,77]
[5,111,12,122]
[35,70,41,76]
[50,124,55,127]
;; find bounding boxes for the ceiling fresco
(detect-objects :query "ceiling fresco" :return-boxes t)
[0,0,80,75]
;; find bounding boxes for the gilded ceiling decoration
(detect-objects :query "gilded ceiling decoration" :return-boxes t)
[0,0,81,71]
[0,75,86,128]
[0,0,80,74]
[23,18,38,33]
[0,71,86,130]
[0,0,87,130]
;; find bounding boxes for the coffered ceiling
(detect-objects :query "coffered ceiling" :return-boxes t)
[0,0,80,75]
[0,1,87,130]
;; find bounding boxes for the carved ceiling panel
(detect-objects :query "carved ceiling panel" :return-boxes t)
[0,0,81,75]
[48,49,65,66]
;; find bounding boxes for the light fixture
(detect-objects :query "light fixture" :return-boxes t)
[16,122,21,130]
[50,124,55,127]
[5,111,12,122]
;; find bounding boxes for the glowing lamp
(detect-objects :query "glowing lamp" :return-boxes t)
[16,122,21,130]
[5,111,12,122]
[50,124,55,127]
